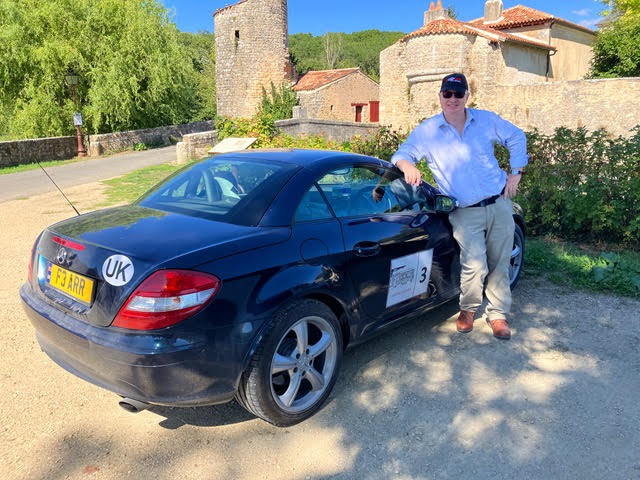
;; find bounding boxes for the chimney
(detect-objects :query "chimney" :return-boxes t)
[484,0,503,23]
[424,0,447,25]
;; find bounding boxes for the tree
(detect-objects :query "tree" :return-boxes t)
[590,0,640,77]
[601,0,640,19]
[179,32,217,121]
[289,30,404,80]
[259,82,298,120]
[0,0,202,139]
[324,32,343,69]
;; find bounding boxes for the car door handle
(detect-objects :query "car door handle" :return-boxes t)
[354,241,381,257]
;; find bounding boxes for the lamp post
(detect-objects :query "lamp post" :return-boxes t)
[64,68,87,157]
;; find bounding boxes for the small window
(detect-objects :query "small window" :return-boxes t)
[295,185,333,222]
[234,30,240,48]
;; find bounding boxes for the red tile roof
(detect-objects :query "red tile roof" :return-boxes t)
[402,18,485,40]
[293,68,360,91]
[469,5,595,34]
[401,18,555,50]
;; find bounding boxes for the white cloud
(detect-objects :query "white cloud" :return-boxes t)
[579,18,600,29]
[572,8,591,16]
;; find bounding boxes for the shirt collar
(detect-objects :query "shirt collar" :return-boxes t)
[436,108,475,130]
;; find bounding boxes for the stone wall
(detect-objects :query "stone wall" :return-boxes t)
[275,118,379,142]
[0,136,78,168]
[0,121,214,167]
[480,78,640,137]
[175,130,218,164]
[87,121,213,156]
[296,72,379,122]
[215,0,294,118]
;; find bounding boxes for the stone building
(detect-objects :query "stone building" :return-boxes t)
[469,2,596,81]
[214,0,379,124]
[214,0,295,118]
[293,68,380,123]
[379,0,597,129]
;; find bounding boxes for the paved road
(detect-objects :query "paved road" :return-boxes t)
[0,146,176,203]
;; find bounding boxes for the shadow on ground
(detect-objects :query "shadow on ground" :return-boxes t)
[25,277,640,480]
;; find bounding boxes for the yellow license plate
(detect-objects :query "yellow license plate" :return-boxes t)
[48,263,94,305]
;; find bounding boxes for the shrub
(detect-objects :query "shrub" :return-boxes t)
[349,126,407,161]
[259,82,298,121]
[214,115,277,146]
[497,126,640,247]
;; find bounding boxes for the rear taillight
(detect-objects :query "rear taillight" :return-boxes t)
[112,270,220,330]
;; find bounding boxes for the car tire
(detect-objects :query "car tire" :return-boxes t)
[236,299,343,426]
[509,223,525,290]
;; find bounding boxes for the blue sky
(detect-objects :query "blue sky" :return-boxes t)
[160,0,604,35]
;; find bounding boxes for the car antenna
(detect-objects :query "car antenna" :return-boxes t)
[35,159,81,216]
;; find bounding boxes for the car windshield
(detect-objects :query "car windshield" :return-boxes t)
[138,157,299,226]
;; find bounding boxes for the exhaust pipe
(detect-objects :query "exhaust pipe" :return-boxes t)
[118,397,150,413]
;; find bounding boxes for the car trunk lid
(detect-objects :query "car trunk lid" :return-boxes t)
[35,205,290,327]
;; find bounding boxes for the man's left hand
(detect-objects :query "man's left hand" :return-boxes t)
[503,173,521,199]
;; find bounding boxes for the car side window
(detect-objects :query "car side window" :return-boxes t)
[317,166,423,218]
[295,185,333,222]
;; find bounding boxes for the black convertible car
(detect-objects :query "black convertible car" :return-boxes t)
[20,149,525,426]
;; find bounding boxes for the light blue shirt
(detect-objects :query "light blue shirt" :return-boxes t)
[390,108,528,208]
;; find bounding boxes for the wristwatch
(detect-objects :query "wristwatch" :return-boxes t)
[510,169,524,175]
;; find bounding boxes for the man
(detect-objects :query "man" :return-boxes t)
[391,73,527,340]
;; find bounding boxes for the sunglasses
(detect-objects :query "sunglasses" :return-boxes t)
[442,90,466,99]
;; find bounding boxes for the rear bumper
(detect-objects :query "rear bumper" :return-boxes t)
[20,282,246,407]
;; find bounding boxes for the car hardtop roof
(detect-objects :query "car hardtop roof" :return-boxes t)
[208,148,385,168]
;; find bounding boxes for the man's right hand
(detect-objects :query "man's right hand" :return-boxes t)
[395,159,422,186]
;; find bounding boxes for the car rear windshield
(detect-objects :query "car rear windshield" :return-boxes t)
[138,157,299,226]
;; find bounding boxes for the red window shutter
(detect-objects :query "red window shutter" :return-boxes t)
[369,101,379,122]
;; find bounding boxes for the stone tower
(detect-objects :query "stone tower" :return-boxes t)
[214,0,295,118]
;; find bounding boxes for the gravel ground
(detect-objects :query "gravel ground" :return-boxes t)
[1,184,639,480]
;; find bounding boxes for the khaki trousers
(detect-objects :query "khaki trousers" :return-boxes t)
[448,196,515,321]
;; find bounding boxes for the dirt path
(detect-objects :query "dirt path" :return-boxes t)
[1,185,639,480]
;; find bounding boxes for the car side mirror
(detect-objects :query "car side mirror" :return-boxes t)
[434,195,456,213]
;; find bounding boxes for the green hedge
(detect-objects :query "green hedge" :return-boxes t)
[496,127,640,247]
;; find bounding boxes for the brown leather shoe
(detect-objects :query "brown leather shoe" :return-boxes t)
[488,318,511,340]
[456,310,474,333]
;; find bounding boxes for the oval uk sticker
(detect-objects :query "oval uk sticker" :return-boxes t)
[102,255,134,286]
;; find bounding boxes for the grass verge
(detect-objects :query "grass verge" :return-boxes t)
[525,236,640,298]
[97,161,192,206]
[0,157,84,175]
